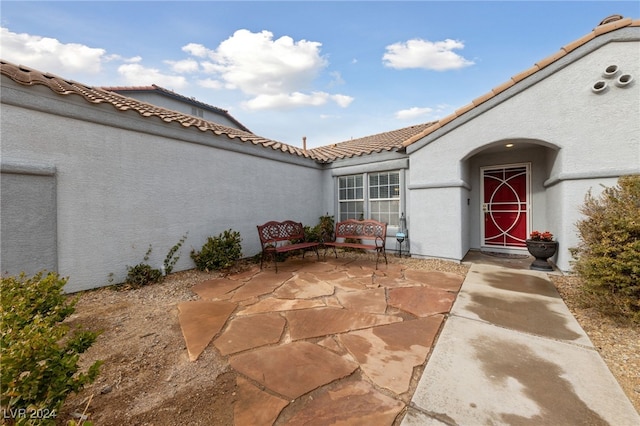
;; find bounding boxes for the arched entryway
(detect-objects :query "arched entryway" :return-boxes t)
[461,138,560,255]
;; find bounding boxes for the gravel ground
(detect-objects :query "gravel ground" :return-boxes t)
[551,274,640,413]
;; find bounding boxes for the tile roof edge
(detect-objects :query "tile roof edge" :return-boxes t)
[402,16,638,149]
[0,60,314,161]
[101,84,254,133]
[311,121,437,159]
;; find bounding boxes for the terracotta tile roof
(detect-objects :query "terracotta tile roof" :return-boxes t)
[0,59,435,163]
[101,84,253,133]
[0,60,316,159]
[402,15,640,148]
[308,122,437,162]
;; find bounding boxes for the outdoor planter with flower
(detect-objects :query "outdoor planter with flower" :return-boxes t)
[526,231,558,271]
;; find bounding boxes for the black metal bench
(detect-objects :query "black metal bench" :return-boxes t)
[257,220,320,272]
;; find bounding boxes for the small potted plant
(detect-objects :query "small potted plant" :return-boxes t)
[526,231,558,271]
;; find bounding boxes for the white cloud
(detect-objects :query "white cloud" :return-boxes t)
[117,63,187,88]
[383,38,474,71]
[197,78,224,90]
[332,94,354,108]
[243,91,353,111]
[165,58,199,73]
[182,42,210,58]
[395,106,434,120]
[105,54,142,64]
[206,29,327,95]
[395,104,455,121]
[180,29,347,110]
[328,71,345,87]
[0,27,105,75]
[1,25,350,112]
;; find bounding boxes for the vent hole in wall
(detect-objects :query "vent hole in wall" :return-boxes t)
[592,80,608,93]
[616,74,633,88]
[603,64,619,78]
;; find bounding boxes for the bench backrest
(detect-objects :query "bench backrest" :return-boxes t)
[257,221,305,246]
[334,219,387,241]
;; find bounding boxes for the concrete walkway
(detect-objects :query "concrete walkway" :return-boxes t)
[177,254,639,425]
[402,262,640,425]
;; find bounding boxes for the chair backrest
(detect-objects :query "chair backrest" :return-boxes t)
[335,219,387,240]
[257,221,305,246]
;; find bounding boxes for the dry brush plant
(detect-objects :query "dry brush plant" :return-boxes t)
[571,175,640,324]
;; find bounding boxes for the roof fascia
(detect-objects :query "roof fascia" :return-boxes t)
[330,157,409,177]
[323,149,408,170]
[406,26,640,155]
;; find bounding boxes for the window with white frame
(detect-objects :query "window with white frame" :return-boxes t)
[337,171,401,226]
[338,175,364,221]
[369,172,400,226]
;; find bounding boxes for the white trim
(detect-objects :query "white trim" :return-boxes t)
[480,162,531,250]
[1,159,57,176]
[330,158,409,176]
[408,179,471,190]
[544,169,640,187]
[335,170,403,227]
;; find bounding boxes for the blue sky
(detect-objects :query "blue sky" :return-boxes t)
[1,1,638,148]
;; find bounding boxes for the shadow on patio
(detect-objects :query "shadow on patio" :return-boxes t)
[177,253,467,425]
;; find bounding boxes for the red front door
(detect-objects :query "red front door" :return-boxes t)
[482,165,529,248]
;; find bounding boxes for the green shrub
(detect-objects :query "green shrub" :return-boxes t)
[125,245,162,287]
[299,214,334,243]
[571,175,640,323]
[191,229,242,271]
[1,272,102,425]
[125,263,163,287]
[315,214,335,242]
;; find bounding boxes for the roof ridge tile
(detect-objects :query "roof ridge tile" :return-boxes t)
[593,17,633,35]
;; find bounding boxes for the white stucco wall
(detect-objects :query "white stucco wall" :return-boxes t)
[1,82,324,292]
[407,31,640,271]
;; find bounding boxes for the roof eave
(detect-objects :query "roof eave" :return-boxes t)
[404,16,639,153]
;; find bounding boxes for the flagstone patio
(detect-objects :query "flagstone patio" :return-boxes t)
[177,255,465,425]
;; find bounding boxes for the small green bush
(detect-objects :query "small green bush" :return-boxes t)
[164,233,188,275]
[571,175,640,323]
[299,214,335,243]
[316,214,335,242]
[191,229,242,271]
[125,245,162,287]
[1,272,102,425]
[125,263,163,287]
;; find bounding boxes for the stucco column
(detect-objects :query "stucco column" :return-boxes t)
[408,185,469,262]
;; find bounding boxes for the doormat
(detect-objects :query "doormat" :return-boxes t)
[483,251,530,259]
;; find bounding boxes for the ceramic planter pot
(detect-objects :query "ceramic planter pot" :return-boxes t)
[526,240,558,271]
